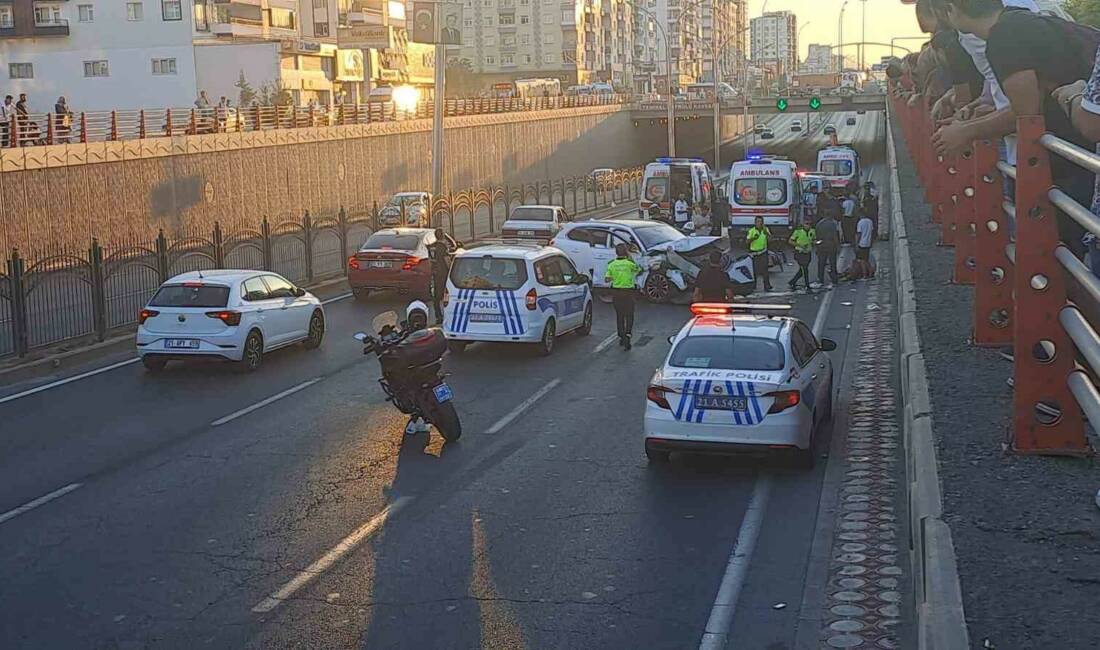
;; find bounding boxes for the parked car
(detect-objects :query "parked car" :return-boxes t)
[136,270,325,373]
[348,228,460,300]
[379,191,430,227]
[500,205,571,240]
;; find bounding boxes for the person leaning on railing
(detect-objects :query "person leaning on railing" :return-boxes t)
[1053,42,1100,276]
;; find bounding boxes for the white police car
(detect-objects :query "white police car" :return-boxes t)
[643,303,836,466]
[444,243,593,355]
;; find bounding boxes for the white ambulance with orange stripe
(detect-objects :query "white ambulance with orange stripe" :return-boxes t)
[726,154,803,236]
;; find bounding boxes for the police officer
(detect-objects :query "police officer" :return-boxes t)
[788,220,815,292]
[604,243,643,349]
[746,216,773,293]
[427,228,454,324]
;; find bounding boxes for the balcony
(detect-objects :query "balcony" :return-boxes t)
[30,19,70,37]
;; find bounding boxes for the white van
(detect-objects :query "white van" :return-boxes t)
[817,145,861,195]
[640,158,716,222]
[727,155,802,233]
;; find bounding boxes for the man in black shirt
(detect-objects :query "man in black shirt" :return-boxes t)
[693,251,732,302]
[427,228,454,324]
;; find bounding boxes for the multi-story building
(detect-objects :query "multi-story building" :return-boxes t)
[599,0,633,89]
[631,0,701,93]
[700,0,744,85]
[801,43,833,74]
[750,9,795,83]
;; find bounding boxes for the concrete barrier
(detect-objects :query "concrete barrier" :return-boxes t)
[886,101,970,650]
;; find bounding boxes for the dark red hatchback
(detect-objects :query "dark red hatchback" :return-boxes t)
[348,228,459,299]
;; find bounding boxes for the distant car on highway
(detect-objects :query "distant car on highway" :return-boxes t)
[760,128,775,140]
[379,191,430,227]
[348,228,459,300]
[501,205,571,240]
[790,119,803,132]
[642,303,836,466]
[823,124,837,136]
[846,116,857,126]
[754,123,767,134]
[137,271,325,373]
[857,109,866,115]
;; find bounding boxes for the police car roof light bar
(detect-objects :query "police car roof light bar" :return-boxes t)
[689,302,793,316]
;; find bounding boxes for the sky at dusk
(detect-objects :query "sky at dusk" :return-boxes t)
[746,0,924,64]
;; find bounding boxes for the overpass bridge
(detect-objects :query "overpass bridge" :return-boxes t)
[629,93,887,119]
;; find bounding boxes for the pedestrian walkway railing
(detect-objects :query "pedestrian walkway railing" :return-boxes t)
[0,167,642,359]
[2,94,632,148]
[889,86,1100,455]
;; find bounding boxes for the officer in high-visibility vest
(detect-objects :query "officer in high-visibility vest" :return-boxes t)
[746,216,773,293]
[605,243,643,349]
[788,221,815,292]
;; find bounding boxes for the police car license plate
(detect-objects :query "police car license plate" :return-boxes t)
[693,395,748,411]
[469,313,503,323]
[433,383,454,403]
[165,339,199,349]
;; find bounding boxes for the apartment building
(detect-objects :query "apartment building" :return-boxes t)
[750,9,795,82]
[599,0,633,89]
[700,0,743,85]
[801,43,834,74]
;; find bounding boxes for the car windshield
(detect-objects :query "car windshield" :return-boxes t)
[633,223,685,248]
[362,232,422,250]
[669,336,785,371]
[509,207,555,222]
[820,160,853,176]
[149,284,230,308]
[387,194,424,207]
[450,256,529,290]
[735,179,788,206]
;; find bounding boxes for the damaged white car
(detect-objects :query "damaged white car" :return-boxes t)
[551,219,755,303]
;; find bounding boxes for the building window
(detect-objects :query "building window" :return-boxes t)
[501,0,513,6]
[9,63,33,79]
[542,34,554,43]
[482,15,493,25]
[484,55,495,65]
[501,54,514,65]
[34,4,63,25]
[151,58,177,75]
[519,34,529,44]
[484,35,495,46]
[161,0,182,21]
[267,7,295,28]
[84,60,110,77]
[519,0,528,5]
[0,6,12,28]
[193,1,207,30]
[127,2,144,21]
[543,53,555,63]
[499,13,513,24]
[77,4,94,22]
[519,14,529,24]
[463,17,473,27]
[502,34,514,45]
[482,0,491,5]
[542,13,553,24]
[522,54,531,64]
[314,21,329,36]
[313,0,326,6]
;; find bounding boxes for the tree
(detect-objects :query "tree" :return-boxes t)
[1065,0,1100,28]
[259,81,293,106]
[235,70,257,107]
[445,58,480,97]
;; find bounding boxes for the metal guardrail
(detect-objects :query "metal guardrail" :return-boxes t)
[1,94,632,148]
[0,167,642,358]
[891,86,1099,455]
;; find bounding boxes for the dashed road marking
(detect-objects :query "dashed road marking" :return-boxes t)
[321,293,353,305]
[486,379,561,434]
[0,483,83,526]
[593,333,619,354]
[211,378,322,427]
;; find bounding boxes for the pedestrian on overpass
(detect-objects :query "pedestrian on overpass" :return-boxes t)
[788,221,815,292]
[605,244,643,350]
[814,211,841,287]
[746,216,773,294]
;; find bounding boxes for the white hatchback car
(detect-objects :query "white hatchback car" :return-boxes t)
[443,243,592,355]
[643,303,836,467]
[136,270,325,372]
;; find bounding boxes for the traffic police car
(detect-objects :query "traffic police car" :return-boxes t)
[643,303,836,466]
[443,243,593,355]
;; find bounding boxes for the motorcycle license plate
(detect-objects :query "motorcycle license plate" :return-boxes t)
[433,383,454,403]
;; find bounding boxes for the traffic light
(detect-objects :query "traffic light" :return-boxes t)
[776,98,789,112]
[809,96,822,110]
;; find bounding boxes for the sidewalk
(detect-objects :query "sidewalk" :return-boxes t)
[891,118,1100,648]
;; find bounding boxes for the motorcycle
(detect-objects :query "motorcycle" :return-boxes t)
[354,307,462,442]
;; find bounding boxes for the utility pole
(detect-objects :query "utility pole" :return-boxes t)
[712,0,720,172]
[431,43,446,201]
[860,0,867,72]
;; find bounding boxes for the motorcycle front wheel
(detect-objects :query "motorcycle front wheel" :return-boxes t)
[426,398,462,442]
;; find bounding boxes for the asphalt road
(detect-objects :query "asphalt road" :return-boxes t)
[0,111,889,650]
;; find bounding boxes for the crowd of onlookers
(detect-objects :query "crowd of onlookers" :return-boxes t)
[886,0,1100,270]
[0,93,74,147]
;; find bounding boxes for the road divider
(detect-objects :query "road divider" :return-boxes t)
[211,378,322,427]
[485,379,561,435]
[0,482,83,526]
[251,496,413,614]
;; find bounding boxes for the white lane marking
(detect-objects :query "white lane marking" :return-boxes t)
[0,483,83,526]
[593,333,618,354]
[251,496,413,613]
[211,378,322,427]
[0,358,140,406]
[485,379,561,434]
[321,293,353,305]
[697,291,835,648]
[698,477,773,650]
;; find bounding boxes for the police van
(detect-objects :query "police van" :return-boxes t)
[816,145,861,195]
[726,154,802,234]
[443,243,593,356]
[640,157,716,222]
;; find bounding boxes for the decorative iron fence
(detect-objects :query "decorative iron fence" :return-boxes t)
[0,168,642,358]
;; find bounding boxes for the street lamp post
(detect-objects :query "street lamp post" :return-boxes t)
[860,0,867,72]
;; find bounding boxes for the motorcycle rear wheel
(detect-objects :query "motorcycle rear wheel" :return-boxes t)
[427,399,462,441]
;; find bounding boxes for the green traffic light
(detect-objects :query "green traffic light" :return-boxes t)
[809,96,822,110]
[776,98,788,112]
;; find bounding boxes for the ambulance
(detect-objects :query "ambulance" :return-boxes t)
[639,158,716,222]
[726,154,802,234]
[816,145,861,195]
